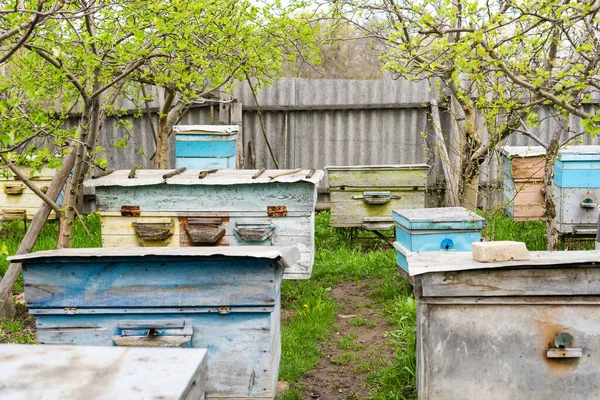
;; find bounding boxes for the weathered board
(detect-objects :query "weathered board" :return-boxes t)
[501,146,546,221]
[554,146,600,234]
[11,247,297,400]
[393,207,485,272]
[326,165,429,228]
[84,169,323,279]
[413,250,600,400]
[0,344,208,400]
[0,166,58,220]
[175,125,239,170]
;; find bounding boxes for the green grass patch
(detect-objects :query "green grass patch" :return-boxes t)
[0,213,101,292]
[339,333,365,351]
[350,316,377,328]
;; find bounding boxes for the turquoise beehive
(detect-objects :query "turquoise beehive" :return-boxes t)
[174,125,239,169]
[393,207,485,273]
[554,146,600,235]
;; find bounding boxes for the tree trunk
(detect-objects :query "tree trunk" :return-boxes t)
[57,94,101,248]
[458,105,482,211]
[543,136,561,251]
[0,145,77,317]
[154,116,170,169]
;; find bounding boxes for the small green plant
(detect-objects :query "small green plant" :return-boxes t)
[330,352,356,365]
[351,316,377,328]
[339,333,365,351]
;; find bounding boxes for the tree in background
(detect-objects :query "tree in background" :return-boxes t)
[285,18,383,80]
[0,0,318,314]
[127,0,318,169]
[333,0,599,249]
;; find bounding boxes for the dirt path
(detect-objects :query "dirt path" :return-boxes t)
[300,280,397,400]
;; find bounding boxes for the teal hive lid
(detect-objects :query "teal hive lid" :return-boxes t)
[393,207,485,231]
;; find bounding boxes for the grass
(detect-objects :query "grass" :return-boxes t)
[0,213,102,292]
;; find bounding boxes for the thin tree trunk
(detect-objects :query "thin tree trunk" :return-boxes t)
[0,145,77,317]
[543,136,561,251]
[154,117,170,169]
[57,92,101,248]
[458,106,482,211]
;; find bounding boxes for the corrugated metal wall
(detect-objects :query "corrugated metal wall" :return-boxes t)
[79,77,600,206]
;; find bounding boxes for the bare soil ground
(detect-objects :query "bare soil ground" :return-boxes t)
[301,280,396,400]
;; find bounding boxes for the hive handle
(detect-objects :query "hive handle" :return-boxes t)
[4,182,25,195]
[353,191,400,205]
[132,221,174,241]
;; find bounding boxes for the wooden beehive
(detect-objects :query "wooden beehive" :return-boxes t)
[554,146,600,235]
[501,146,546,221]
[0,344,208,400]
[84,169,323,280]
[405,249,600,400]
[174,125,239,169]
[326,164,429,229]
[0,166,58,220]
[11,246,299,400]
[393,207,484,272]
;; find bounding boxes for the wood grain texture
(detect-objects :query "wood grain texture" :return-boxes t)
[330,190,425,227]
[95,183,317,213]
[99,214,315,279]
[0,344,208,400]
[327,165,429,188]
[23,258,279,308]
[511,156,545,180]
[34,307,280,399]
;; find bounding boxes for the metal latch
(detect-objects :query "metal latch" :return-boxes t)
[546,332,582,359]
[580,196,597,209]
[353,191,400,205]
[4,182,25,195]
[218,306,231,315]
[132,221,175,240]
[185,218,226,244]
[234,220,275,242]
[113,320,192,348]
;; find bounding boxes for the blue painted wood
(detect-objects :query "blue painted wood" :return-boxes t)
[23,257,278,308]
[176,156,236,170]
[34,306,280,398]
[502,157,515,218]
[394,207,483,272]
[95,183,317,213]
[175,137,237,158]
[20,249,286,398]
[554,161,600,188]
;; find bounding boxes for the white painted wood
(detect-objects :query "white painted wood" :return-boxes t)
[84,169,324,187]
[0,344,208,400]
[406,249,600,276]
[9,246,301,269]
[174,125,240,134]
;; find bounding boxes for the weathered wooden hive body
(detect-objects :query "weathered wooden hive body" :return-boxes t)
[554,146,600,235]
[84,169,323,280]
[326,164,429,229]
[0,344,208,400]
[501,146,546,221]
[0,166,58,220]
[11,246,299,399]
[393,207,485,272]
[404,249,600,400]
[174,125,239,169]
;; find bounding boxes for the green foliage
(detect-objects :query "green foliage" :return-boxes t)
[0,213,102,292]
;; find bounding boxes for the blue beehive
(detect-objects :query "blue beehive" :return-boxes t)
[10,246,299,399]
[174,125,239,169]
[393,207,485,273]
[554,146,600,235]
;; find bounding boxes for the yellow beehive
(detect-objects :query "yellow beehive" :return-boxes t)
[0,167,58,220]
